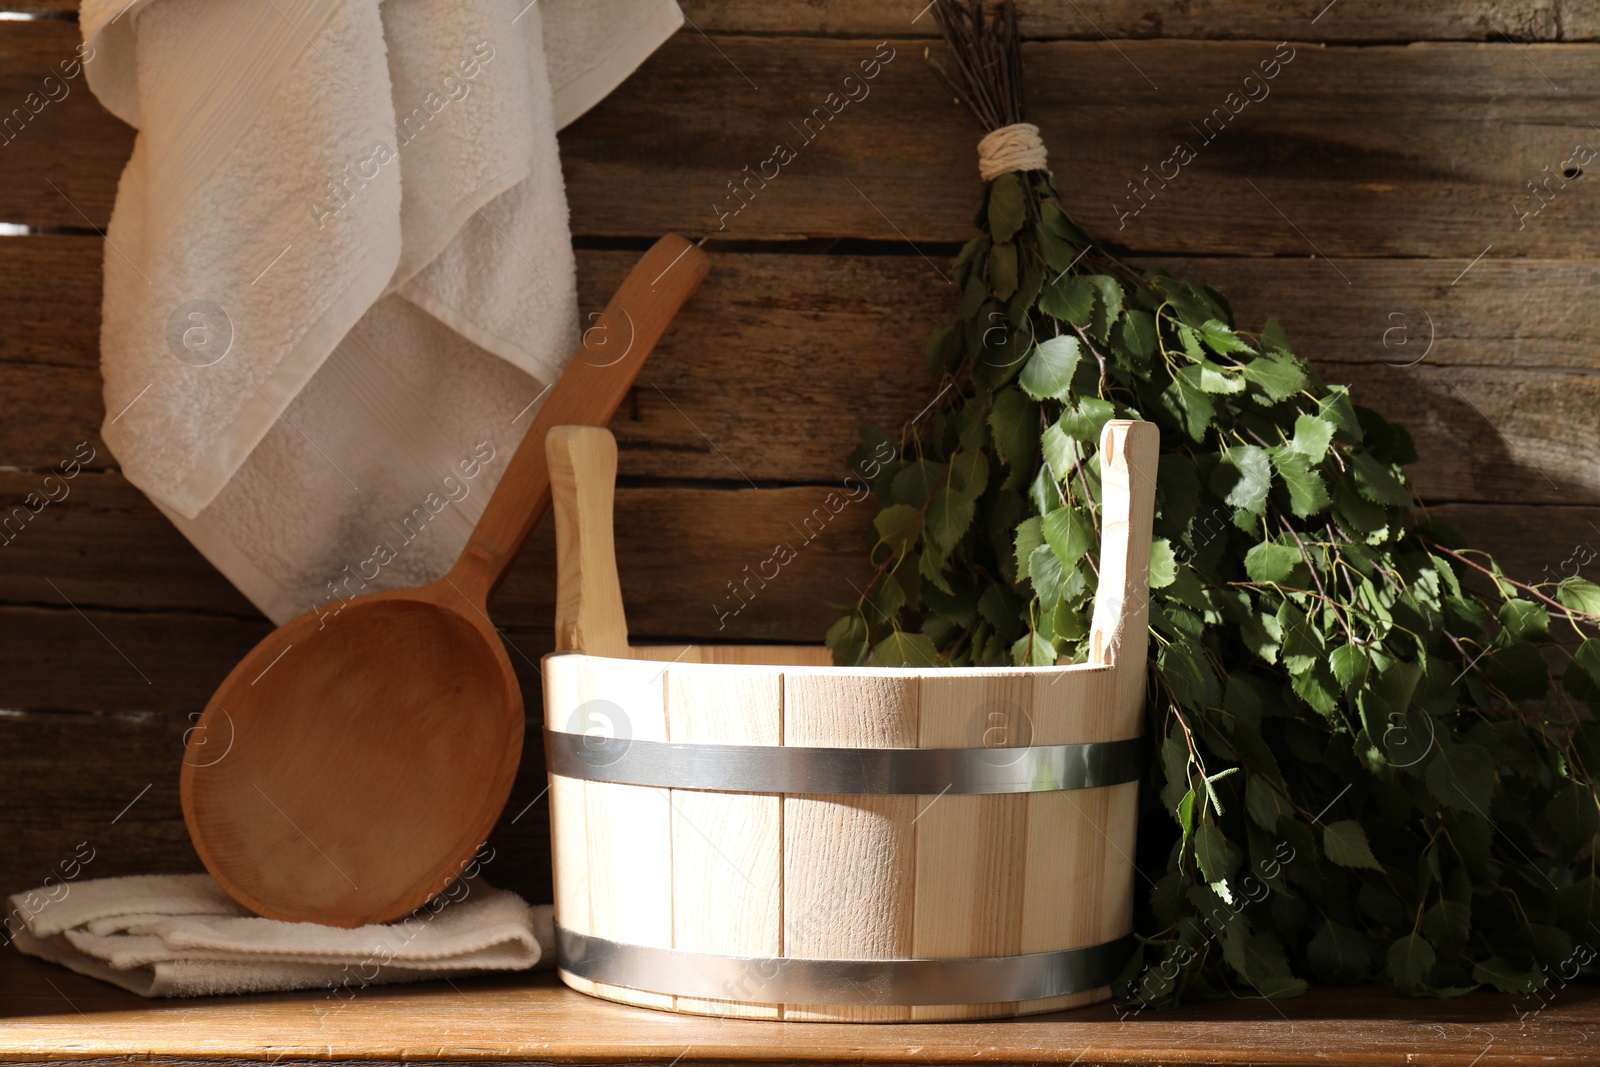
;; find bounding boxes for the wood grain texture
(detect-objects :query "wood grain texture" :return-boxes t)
[781,670,920,1022]
[0,471,879,639]
[180,588,524,926]
[630,644,835,665]
[543,658,591,954]
[591,249,1600,506]
[1090,423,1160,720]
[4,932,1600,1064]
[5,493,1600,719]
[681,0,1578,41]
[5,22,1600,260]
[559,655,675,1010]
[0,21,126,229]
[911,671,1030,1020]
[0,708,559,908]
[0,603,269,712]
[0,0,1588,38]
[665,664,784,1018]
[548,427,631,656]
[1018,663,1133,1016]
[8,243,1600,504]
[561,36,1600,258]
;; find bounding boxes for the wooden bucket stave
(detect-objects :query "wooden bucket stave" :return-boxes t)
[543,421,1158,1021]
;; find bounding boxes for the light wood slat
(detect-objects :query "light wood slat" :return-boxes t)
[630,644,834,665]
[682,0,1573,41]
[542,643,590,964]
[548,426,632,658]
[1016,780,1140,1011]
[664,664,784,1017]
[1018,666,1130,1015]
[547,415,1149,1021]
[781,671,919,1021]
[1016,421,1157,1015]
[559,656,675,1010]
[5,23,1600,257]
[910,672,1029,1020]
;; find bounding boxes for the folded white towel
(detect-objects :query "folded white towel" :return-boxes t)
[80,0,682,623]
[9,874,553,998]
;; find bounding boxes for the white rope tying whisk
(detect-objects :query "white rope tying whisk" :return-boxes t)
[976,122,1048,181]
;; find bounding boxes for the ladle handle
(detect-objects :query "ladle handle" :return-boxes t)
[446,234,710,603]
[547,427,629,656]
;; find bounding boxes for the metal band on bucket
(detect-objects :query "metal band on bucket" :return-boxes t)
[544,731,1142,795]
[556,925,1132,1006]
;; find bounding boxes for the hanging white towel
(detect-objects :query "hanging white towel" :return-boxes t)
[80,0,682,622]
[9,873,553,997]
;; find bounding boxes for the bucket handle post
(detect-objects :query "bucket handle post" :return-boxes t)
[547,426,631,657]
[546,420,1158,667]
[1087,420,1161,672]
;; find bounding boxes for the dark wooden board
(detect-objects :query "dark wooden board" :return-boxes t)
[0,472,875,635]
[0,707,557,908]
[15,243,1600,376]
[0,20,122,229]
[6,22,1600,260]
[564,36,1600,256]
[0,948,1596,1066]
[685,0,1588,42]
[6,465,1599,627]
[2,479,1596,713]
[0,710,207,906]
[0,605,268,712]
[5,0,1595,40]
[5,242,1600,504]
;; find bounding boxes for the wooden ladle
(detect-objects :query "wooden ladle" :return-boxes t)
[181,235,710,926]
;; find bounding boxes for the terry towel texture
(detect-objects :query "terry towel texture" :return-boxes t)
[81,0,681,623]
[9,874,554,997]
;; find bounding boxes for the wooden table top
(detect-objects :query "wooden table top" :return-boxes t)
[0,947,1593,1066]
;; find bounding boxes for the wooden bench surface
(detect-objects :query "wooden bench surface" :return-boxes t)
[0,948,1595,1066]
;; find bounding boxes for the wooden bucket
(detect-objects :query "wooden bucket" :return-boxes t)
[541,421,1159,1021]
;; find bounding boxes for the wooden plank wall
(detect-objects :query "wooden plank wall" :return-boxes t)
[2,0,1598,908]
